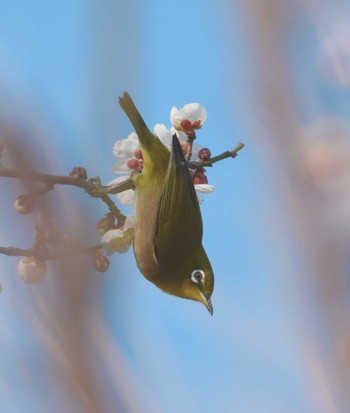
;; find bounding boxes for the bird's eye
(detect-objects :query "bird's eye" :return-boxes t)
[191,269,205,284]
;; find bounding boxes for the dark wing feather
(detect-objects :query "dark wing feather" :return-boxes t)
[154,135,203,267]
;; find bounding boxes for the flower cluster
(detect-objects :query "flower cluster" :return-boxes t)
[2,99,237,284]
[109,102,214,206]
[100,102,214,254]
[101,216,135,254]
[171,103,207,137]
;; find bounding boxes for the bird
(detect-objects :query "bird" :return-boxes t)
[119,92,214,314]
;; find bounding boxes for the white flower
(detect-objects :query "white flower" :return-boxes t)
[170,103,207,134]
[108,175,135,205]
[112,132,140,174]
[111,116,214,206]
[155,123,203,160]
[101,216,135,254]
[154,123,188,146]
[194,184,215,203]
[17,257,47,284]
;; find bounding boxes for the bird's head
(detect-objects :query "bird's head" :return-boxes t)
[157,247,214,315]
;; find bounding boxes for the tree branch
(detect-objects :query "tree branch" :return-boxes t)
[0,166,135,223]
[188,143,245,169]
[0,244,102,261]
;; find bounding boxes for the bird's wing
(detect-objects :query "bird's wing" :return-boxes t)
[119,92,169,172]
[154,134,203,267]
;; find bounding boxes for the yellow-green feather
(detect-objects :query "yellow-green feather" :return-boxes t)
[118,92,214,311]
[119,92,169,177]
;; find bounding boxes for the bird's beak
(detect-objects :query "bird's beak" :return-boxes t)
[200,292,213,315]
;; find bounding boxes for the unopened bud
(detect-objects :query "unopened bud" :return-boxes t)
[193,168,208,184]
[127,158,139,170]
[15,194,36,215]
[180,119,192,131]
[198,148,211,160]
[178,119,202,136]
[92,253,110,273]
[134,148,143,159]
[96,213,116,236]
[69,166,87,180]
[17,257,47,284]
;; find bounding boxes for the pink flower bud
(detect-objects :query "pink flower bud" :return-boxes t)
[15,194,36,215]
[180,119,192,131]
[92,253,110,273]
[134,148,143,159]
[193,168,208,184]
[69,166,88,180]
[127,158,139,170]
[198,148,211,160]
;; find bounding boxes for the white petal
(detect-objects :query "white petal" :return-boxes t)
[113,132,139,159]
[170,106,181,127]
[182,103,207,123]
[112,160,133,174]
[170,103,207,128]
[108,174,131,187]
[101,228,124,243]
[117,189,135,206]
[124,215,136,229]
[154,124,172,147]
[195,184,215,193]
[170,127,188,144]
[108,176,136,206]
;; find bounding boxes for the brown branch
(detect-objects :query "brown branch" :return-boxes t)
[0,166,135,223]
[188,142,245,169]
[186,132,196,162]
[0,244,102,261]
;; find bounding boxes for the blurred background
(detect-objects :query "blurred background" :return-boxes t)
[1,0,350,412]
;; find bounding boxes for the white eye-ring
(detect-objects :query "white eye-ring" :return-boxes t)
[191,269,205,284]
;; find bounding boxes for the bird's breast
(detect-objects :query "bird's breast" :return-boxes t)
[133,179,163,281]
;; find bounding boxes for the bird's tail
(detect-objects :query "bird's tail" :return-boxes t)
[119,92,158,152]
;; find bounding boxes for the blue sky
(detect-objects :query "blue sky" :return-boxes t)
[1,1,345,412]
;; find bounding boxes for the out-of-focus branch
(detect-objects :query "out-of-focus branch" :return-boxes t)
[188,143,245,169]
[0,166,133,224]
[0,244,102,260]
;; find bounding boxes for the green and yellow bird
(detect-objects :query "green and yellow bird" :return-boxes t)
[119,92,214,314]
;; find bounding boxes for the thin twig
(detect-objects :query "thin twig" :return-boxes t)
[0,244,102,261]
[186,133,196,162]
[188,142,245,169]
[0,167,135,222]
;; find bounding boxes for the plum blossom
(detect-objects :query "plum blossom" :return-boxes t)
[111,103,214,205]
[170,103,207,135]
[112,132,140,174]
[101,215,135,254]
